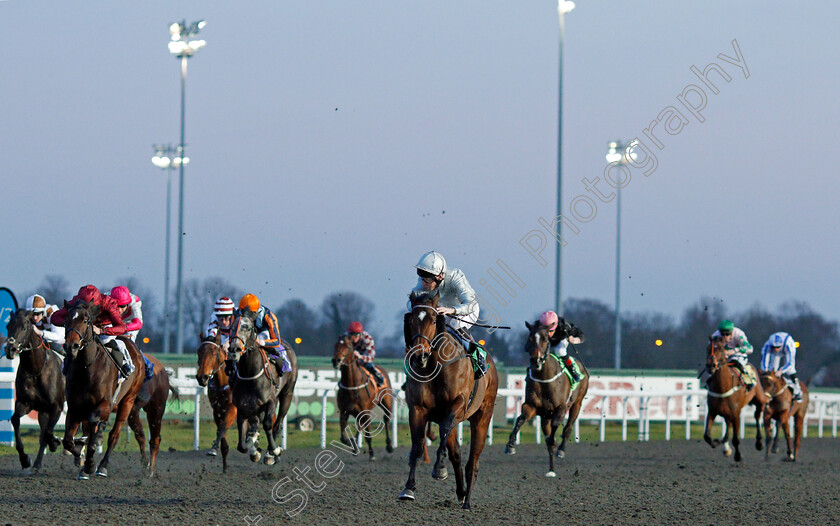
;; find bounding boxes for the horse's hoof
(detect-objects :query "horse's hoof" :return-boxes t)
[458,496,465,505]
[264,455,276,466]
[96,468,108,477]
[723,450,732,457]
[22,467,33,476]
[545,471,556,478]
[369,455,376,462]
[734,454,743,462]
[756,442,763,451]
[272,446,283,457]
[462,502,471,511]
[77,470,89,481]
[398,489,415,501]
[504,445,516,455]
[250,451,262,463]
[386,445,395,454]
[206,448,218,457]
[432,467,448,480]
[555,450,565,459]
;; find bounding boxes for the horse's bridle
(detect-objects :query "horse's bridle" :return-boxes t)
[199,341,227,383]
[65,308,103,366]
[409,304,438,349]
[527,328,550,371]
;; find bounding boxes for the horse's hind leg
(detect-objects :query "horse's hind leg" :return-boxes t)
[380,392,395,454]
[780,413,794,461]
[505,403,537,455]
[763,413,773,461]
[445,429,466,505]
[145,404,164,476]
[33,411,54,472]
[792,410,804,461]
[462,410,493,510]
[220,404,236,473]
[127,407,149,469]
[11,402,32,471]
[752,398,764,451]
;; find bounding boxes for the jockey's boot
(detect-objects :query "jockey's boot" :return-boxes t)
[49,341,66,357]
[364,362,385,387]
[563,357,583,383]
[790,375,803,402]
[269,356,285,380]
[731,360,753,389]
[105,340,132,378]
[469,342,488,379]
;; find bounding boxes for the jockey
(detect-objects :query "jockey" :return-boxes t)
[50,285,131,378]
[26,294,65,356]
[345,321,385,387]
[539,310,583,383]
[407,251,487,379]
[228,294,291,379]
[712,319,754,389]
[204,296,235,349]
[760,332,802,402]
[109,286,143,342]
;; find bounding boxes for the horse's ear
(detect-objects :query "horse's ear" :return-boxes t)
[525,321,532,331]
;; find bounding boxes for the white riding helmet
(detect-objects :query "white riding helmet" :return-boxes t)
[769,333,786,348]
[214,297,235,316]
[415,251,446,276]
[25,294,47,314]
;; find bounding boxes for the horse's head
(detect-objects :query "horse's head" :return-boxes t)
[525,321,551,371]
[759,371,783,400]
[196,338,224,387]
[706,334,727,373]
[4,309,34,359]
[332,336,353,369]
[63,301,99,359]
[228,309,258,362]
[407,290,443,361]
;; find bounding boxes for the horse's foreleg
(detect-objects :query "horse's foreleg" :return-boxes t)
[33,411,52,471]
[730,415,742,462]
[753,399,764,451]
[145,403,164,477]
[338,410,351,447]
[780,412,794,461]
[544,416,559,476]
[96,398,134,476]
[558,398,584,459]
[263,402,282,459]
[505,403,537,455]
[763,412,773,461]
[433,410,459,481]
[445,428,466,504]
[11,401,31,470]
[703,408,719,448]
[62,416,83,467]
[380,393,395,454]
[82,421,97,477]
[792,409,804,461]
[399,408,428,501]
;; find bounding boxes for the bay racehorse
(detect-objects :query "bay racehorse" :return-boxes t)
[703,335,766,461]
[4,309,65,473]
[61,302,145,479]
[399,290,499,509]
[505,321,589,476]
[196,337,237,472]
[125,353,175,476]
[760,371,810,461]
[332,335,394,460]
[228,310,297,466]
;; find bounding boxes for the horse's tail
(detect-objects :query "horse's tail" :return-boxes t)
[165,367,180,401]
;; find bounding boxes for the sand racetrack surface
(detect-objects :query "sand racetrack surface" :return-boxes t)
[1,437,838,525]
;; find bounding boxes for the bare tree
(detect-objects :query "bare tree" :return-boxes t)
[182,277,245,350]
[320,291,375,339]
[36,275,71,305]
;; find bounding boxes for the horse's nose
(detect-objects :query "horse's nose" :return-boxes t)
[196,375,208,386]
[331,359,338,368]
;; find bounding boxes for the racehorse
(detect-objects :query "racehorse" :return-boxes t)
[332,335,394,460]
[196,338,237,472]
[4,309,65,474]
[125,353,175,476]
[399,290,499,509]
[228,310,297,465]
[760,371,810,462]
[505,321,589,477]
[61,302,145,479]
[703,335,766,461]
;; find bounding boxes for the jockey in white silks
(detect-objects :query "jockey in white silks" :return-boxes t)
[760,332,802,401]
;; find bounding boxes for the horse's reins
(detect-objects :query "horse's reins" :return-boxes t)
[199,341,227,386]
[526,335,566,384]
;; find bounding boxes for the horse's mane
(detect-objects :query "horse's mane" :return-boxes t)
[70,300,101,319]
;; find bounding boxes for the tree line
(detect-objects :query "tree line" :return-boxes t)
[18,275,840,387]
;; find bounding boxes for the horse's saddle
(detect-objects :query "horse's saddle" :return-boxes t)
[730,362,757,387]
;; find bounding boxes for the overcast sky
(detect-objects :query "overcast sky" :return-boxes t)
[1,1,838,336]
